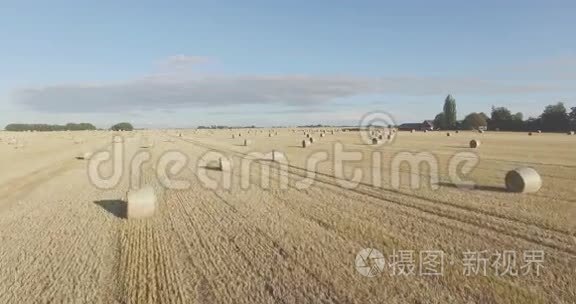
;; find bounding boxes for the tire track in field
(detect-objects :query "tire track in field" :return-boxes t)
[115,141,192,304]
[156,136,352,302]
[279,163,576,256]
[200,190,347,304]
[171,135,576,257]
[197,131,576,203]
[203,177,455,303]
[221,156,568,303]
[206,135,576,255]
[255,162,575,302]
[205,133,576,302]
[166,189,280,303]
[168,134,547,303]
[167,135,484,302]
[303,163,575,236]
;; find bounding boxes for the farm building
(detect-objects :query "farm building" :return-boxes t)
[397,120,434,131]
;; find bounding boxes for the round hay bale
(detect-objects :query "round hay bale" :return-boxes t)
[232,134,235,139]
[537,130,541,133]
[372,138,380,145]
[411,129,415,133]
[140,137,154,148]
[455,130,459,134]
[302,140,308,148]
[378,134,383,140]
[126,186,156,219]
[244,139,251,146]
[505,167,542,193]
[469,139,480,148]
[387,134,393,140]
[528,132,532,136]
[271,150,283,162]
[446,132,451,137]
[478,130,484,134]
[219,158,231,171]
[568,131,575,135]
[77,152,93,160]
[306,134,310,138]
[309,137,314,144]
[320,133,325,137]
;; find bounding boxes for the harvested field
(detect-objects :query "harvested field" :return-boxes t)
[0,129,575,303]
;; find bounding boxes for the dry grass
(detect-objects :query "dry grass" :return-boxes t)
[0,129,574,303]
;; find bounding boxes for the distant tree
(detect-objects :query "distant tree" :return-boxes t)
[110,122,134,131]
[443,94,457,129]
[479,112,489,121]
[569,107,576,130]
[510,112,525,130]
[5,123,96,132]
[540,102,569,132]
[524,117,542,131]
[491,106,513,121]
[433,112,446,130]
[65,122,96,131]
[489,106,515,131]
[463,112,488,130]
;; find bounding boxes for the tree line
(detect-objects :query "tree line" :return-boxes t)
[4,122,134,132]
[433,95,576,132]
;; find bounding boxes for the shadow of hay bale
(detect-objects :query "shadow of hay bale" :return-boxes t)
[436,182,508,193]
[200,165,223,171]
[94,200,127,218]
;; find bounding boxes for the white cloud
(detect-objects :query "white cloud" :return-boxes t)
[12,74,571,113]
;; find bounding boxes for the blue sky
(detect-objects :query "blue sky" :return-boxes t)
[1,0,575,128]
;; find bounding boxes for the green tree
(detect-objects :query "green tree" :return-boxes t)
[443,94,457,129]
[569,107,576,130]
[5,123,96,132]
[489,106,514,130]
[524,117,542,131]
[491,106,512,121]
[110,122,134,131]
[541,102,569,132]
[65,123,96,131]
[433,112,446,130]
[463,112,488,130]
